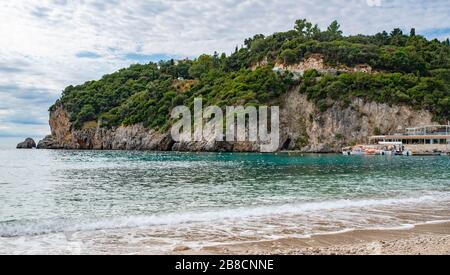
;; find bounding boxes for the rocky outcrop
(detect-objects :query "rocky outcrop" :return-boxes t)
[278,89,433,152]
[17,138,36,149]
[37,135,57,149]
[38,95,434,153]
[38,106,264,152]
[275,54,334,75]
[258,54,374,76]
[38,108,174,151]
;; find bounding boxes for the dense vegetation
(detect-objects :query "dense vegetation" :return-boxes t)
[57,62,292,130]
[300,70,450,120]
[53,19,450,130]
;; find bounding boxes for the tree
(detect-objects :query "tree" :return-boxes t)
[280,49,297,65]
[294,19,313,37]
[391,28,403,37]
[76,104,96,127]
[250,38,267,53]
[188,55,216,78]
[377,31,390,45]
[244,34,265,47]
[311,24,321,38]
[390,28,406,46]
[326,20,343,40]
[410,28,416,37]
[175,60,193,79]
[327,21,342,34]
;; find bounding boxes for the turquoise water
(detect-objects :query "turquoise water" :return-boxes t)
[1,144,450,254]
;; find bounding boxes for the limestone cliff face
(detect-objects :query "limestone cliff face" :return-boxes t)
[38,94,434,153]
[38,106,260,152]
[279,90,433,152]
[255,54,373,75]
[38,106,174,151]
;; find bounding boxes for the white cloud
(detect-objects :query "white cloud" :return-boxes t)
[0,0,449,139]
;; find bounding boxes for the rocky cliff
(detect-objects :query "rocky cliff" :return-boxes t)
[279,90,433,152]
[38,89,434,153]
[38,106,174,151]
[270,54,373,76]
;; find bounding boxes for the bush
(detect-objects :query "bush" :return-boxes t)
[280,49,298,65]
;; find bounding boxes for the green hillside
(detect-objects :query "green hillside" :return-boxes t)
[52,19,450,130]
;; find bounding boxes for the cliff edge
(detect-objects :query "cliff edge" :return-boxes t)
[38,89,434,153]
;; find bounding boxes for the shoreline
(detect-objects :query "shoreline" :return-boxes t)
[10,145,450,156]
[182,221,450,255]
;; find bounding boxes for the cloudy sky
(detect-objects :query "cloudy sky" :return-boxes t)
[0,0,449,139]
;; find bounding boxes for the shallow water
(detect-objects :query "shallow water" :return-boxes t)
[0,145,449,254]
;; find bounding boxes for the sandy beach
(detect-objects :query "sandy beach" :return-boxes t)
[179,222,450,255]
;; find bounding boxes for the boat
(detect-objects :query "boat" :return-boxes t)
[343,142,413,156]
[344,124,450,156]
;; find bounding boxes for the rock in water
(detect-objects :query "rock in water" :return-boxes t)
[37,135,56,149]
[17,138,36,149]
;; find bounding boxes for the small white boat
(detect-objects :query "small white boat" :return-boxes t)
[343,142,413,156]
[403,150,413,156]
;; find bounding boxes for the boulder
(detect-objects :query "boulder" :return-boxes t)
[37,135,57,149]
[17,138,36,149]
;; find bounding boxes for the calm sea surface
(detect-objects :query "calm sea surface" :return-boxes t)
[1,139,449,254]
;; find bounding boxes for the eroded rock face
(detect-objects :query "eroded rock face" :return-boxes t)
[276,54,331,75]
[278,89,433,152]
[257,54,373,76]
[39,95,434,153]
[17,138,36,149]
[36,106,174,150]
[37,136,56,149]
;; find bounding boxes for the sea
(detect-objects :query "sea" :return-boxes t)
[0,138,449,254]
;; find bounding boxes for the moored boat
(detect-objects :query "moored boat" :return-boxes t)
[344,124,450,156]
[343,142,413,156]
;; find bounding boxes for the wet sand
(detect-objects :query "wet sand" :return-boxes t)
[178,222,450,255]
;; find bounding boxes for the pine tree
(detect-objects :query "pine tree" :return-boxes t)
[326,20,343,40]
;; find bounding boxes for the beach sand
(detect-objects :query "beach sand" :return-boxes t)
[177,222,450,255]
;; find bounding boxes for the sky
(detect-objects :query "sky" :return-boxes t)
[0,0,449,140]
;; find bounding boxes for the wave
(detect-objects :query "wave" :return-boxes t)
[1,193,449,238]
